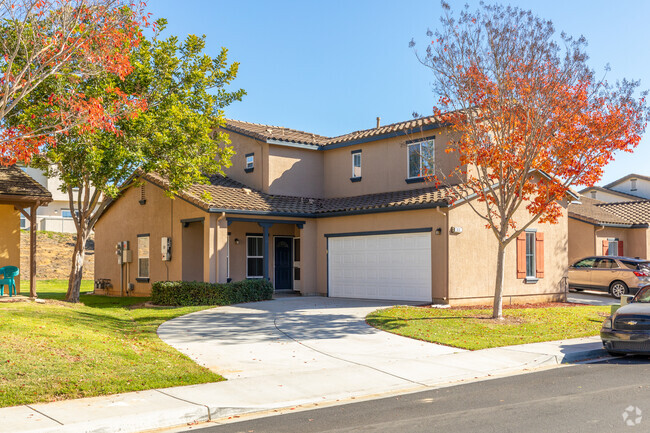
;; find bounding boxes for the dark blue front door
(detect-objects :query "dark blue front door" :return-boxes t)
[274,237,293,291]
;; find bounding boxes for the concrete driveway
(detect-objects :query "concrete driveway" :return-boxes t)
[158,297,461,385]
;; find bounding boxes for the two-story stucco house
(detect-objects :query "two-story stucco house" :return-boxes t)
[94,116,571,305]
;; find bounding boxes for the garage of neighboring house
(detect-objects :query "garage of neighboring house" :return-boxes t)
[326,229,432,302]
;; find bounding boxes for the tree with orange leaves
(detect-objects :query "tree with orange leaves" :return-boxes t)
[0,0,148,164]
[411,2,648,318]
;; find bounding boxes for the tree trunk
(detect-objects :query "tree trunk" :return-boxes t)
[492,242,506,319]
[65,229,88,303]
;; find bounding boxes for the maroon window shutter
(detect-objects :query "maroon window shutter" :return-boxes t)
[602,240,609,256]
[535,232,544,278]
[618,241,624,257]
[516,233,526,279]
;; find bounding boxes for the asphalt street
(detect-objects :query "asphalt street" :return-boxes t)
[187,356,650,433]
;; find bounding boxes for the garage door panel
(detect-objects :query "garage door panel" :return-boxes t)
[328,232,432,302]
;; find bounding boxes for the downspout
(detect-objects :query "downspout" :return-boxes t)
[435,206,449,303]
[595,225,605,255]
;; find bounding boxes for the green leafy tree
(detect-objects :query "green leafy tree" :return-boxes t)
[20,20,245,302]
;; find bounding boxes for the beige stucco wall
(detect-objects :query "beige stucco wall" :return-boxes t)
[446,202,569,306]
[322,128,461,198]
[95,180,209,296]
[268,145,324,197]
[312,209,449,301]
[0,205,20,293]
[221,133,267,192]
[568,219,596,265]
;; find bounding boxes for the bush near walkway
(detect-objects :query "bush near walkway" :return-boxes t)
[0,280,222,408]
[366,304,610,351]
[152,279,274,306]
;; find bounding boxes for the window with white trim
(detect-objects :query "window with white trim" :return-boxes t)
[525,232,536,278]
[631,178,637,191]
[247,236,264,278]
[352,152,361,178]
[246,154,254,170]
[138,235,150,279]
[407,139,434,178]
[608,239,619,257]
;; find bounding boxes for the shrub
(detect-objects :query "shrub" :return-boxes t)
[151,279,274,306]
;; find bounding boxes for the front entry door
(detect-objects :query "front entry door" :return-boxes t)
[274,237,293,291]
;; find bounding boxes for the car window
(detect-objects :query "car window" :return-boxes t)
[634,286,650,303]
[621,260,650,271]
[573,258,596,268]
[595,258,616,269]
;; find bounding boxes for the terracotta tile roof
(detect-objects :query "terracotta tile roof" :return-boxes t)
[597,200,650,225]
[223,119,329,146]
[143,172,453,216]
[223,115,443,147]
[568,196,650,226]
[0,165,52,200]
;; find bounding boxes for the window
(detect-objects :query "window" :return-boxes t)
[595,258,617,269]
[20,215,26,229]
[525,232,536,278]
[245,153,254,172]
[61,209,72,218]
[590,191,597,199]
[351,151,361,179]
[247,236,264,278]
[608,239,619,257]
[631,178,637,191]
[573,258,596,268]
[407,139,434,179]
[137,235,150,280]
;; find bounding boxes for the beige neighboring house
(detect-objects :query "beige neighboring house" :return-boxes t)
[568,196,650,264]
[19,165,78,233]
[580,174,650,203]
[94,116,572,306]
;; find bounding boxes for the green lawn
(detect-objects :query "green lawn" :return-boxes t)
[0,280,223,408]
[366,305,611,350]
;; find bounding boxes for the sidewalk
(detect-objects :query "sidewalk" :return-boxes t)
[0,336,606,433]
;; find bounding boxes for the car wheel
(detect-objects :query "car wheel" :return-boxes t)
[610,281,628,298]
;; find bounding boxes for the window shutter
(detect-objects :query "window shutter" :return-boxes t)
[516,233,526,279]
[602,240,609,256]
[618,241,624,257]
[535,232,544,278]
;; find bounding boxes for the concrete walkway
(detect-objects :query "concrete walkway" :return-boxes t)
[0,298,608,433]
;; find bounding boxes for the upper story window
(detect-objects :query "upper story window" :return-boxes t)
[590,190,597,199]
[407,139,435,179]
[245,153,254,173]
[631,178,637,191]
[351,150,361,181]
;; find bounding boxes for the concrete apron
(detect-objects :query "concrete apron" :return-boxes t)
[1,298,605,433]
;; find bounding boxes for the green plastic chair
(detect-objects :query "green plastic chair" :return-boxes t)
[0,266,19,297]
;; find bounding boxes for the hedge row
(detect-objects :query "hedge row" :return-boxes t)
[151,279,274,306]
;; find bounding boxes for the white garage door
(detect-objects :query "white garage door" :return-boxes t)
[327,231,432,302]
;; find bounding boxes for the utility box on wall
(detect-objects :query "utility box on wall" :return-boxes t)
[161,237,172,261]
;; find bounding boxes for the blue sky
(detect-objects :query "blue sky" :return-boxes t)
[147,0,650,186]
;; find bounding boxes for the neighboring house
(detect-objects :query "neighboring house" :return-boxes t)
[95,116,571,305]
[0,165,52,295]
[580,174,650,203]
[19,165,77,233]
[568,196,650,264]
